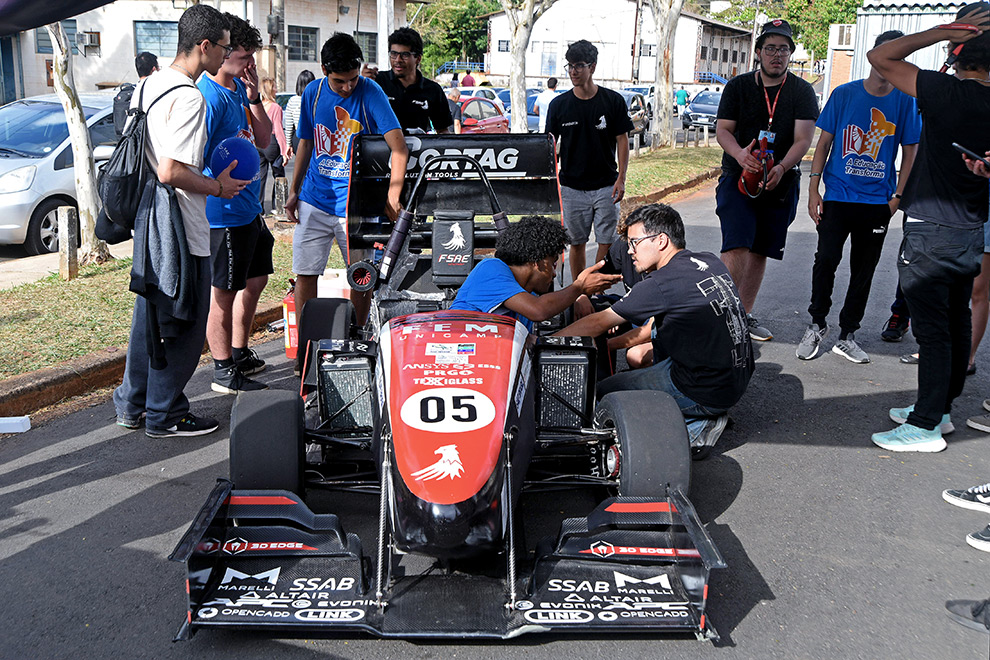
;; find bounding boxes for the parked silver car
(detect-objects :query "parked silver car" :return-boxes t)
[0,93,117,254]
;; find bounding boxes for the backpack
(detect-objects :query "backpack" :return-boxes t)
[99,81,194,230]
[112,82,135,138]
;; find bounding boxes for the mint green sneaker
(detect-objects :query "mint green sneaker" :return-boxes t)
[872,423,947,453]
[888,404,954,434]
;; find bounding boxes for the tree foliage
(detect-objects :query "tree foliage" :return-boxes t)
[784,0,860,59]
[412,0,500,75]
[712,0,787,29]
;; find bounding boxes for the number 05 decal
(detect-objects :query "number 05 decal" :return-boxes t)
[399,388,497,433]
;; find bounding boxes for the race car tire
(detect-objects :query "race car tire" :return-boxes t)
[596,390,690,498]
[297,297,356,378]
[229,390,305,493]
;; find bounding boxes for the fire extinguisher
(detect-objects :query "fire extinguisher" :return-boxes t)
[282,279,297,360]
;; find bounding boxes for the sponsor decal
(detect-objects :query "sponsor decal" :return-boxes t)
[222,538,318,554]
[442,223,467,250]
[294,608,365,622]
[402,362,501,371]
[413,376,485,386]
[197,607,219,619]
[290,577,357,591]
[408,146,521,174]
[547,579,610,593]
[218,567,281,591]
[220,609,292,618]
[580,544,700,558]
[602,601,691,618]
[399,388,497,433]
[437,253,471,265]
[524,609,594,624]
[514,351,531,415]
[613,572,673,590]
[412,444,464,481]
[198,538,221,553]
[515,600,534,611]
[598,611,618,621]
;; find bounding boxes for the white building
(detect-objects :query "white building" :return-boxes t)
[1,0,409,102]
[485,1,751,88]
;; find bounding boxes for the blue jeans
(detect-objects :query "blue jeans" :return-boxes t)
[598,358,727,444]
[898,221,983,430]
[113,256,211,431]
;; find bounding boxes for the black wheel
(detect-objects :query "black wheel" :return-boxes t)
[595,391,690,498]
[297,297,356,377]
[25,198,75,255]
[229,390,305,492]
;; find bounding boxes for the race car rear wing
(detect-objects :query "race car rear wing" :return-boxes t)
[346,134,562,251]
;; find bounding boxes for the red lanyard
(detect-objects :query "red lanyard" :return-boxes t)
[758,71,787,130]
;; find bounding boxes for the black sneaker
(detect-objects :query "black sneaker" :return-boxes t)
[212,365,268,394]
[942,483,990,513]
[945,598,990,634]
[881,314,909,342]
[146,413,219,438]
[234,348,266,376]
[967,525,990,553]
[116,412,145,429]
[691,413,729,461]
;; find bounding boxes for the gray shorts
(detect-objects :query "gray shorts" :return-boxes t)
[292,200,372,275]
[561,184,620,246]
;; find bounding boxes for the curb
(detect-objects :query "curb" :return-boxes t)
[622,167,720,211]
[0,301,284,418]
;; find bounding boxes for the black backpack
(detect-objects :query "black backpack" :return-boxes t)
[99,81,194,230]
[112,82,135,138]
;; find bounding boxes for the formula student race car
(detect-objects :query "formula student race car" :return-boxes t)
[170,134,725,641]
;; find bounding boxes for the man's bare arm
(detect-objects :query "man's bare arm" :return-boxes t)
[554,307,626,338]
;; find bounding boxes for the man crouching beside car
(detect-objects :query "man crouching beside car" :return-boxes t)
[555,203,755,459]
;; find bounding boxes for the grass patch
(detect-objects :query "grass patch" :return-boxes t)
[626,146,723,197]
[0,238,344,380]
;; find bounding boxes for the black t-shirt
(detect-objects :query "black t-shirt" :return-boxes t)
[375,70,453,133]
[447,97,462,130]
[546,87,634,190]
[716,71,819,179]
[601,238,641,291]
[610,250,754,409]
[900,71,990,229]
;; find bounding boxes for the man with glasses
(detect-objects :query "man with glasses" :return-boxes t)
[450,215,620,331]
[114,4,252,438]
[376,27,452,134]
[198,13,275,395]
[556,203,754,459]
[715,19,819,342]
[546,39,633,285]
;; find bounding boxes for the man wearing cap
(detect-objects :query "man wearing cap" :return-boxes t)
[715,19,819,342]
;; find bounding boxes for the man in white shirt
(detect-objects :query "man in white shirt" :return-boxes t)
[535,76,558,133]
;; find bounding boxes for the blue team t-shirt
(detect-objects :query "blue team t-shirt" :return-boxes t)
[816,80,922,204]
[449,258,535,332]
[297,76,401,218]
[198,76,263,228]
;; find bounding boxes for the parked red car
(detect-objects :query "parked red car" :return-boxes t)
[455,97,509,134]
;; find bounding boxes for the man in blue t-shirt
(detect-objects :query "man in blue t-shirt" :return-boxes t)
[797,30,922,365]
[198,13,274,395]
[450,215,620,330]
[285,32,408,331]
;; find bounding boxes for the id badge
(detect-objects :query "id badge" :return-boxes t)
[759,130,776,144]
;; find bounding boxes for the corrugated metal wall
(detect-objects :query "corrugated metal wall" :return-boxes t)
[851,1,964,80]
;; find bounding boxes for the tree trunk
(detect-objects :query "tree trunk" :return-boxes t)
[645,0,685,149]
[46,23,111,265]
[501,0,557,134]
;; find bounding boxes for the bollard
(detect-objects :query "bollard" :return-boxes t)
[274,177,288,215]
[633,133,641,159]
[58,206,78,281]
[703,125,710,148]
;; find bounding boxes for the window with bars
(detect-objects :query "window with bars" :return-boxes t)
[288,25,318,62]
[498,40,509,52]
[36,21,77,54]
[639,42,656,57]
[700,46,708,60]
[133,21,178,58]
[356,32,377,63]
[838,25,853,46]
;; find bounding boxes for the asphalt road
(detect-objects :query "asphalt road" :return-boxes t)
[3,170,990,659]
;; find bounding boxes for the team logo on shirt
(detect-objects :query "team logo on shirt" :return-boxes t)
[690,256,709,271]
[841,107,896,162]
[595,115,607,130]
[313,106,365,178]
[237,107,256,144]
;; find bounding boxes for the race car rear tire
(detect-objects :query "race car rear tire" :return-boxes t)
[297,297,356,377]
[596,390,690,498]
[229,390,305,494]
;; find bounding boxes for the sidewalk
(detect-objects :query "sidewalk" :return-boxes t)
[0,240,134,290]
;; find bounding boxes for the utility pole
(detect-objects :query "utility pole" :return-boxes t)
[749,0,759,70]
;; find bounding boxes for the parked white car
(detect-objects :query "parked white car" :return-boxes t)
[458,86,506,114]
[0,93,117,254]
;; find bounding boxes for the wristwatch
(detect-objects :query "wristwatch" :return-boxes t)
[249,96,262,105]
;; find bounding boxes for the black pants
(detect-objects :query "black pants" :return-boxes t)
[808,201,891,333]
[898,221,983,430]
[257,142,284,210]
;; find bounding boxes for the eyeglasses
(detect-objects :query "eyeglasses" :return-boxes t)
[211,41,234,59]
[564,62,591,72]
[761,45,791,56]
[388,50,418,60]
[628,233,662,251]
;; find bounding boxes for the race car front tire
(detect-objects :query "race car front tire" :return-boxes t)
[229,390,305,494]
[596,390,691,498]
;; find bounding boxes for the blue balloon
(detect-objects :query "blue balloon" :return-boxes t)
[210,137,260,182]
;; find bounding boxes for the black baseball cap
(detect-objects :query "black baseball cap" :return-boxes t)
[758,19,795,49]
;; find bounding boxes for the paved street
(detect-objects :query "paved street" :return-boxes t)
[2,171,990,659]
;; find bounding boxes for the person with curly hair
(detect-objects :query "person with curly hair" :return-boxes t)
[450,216,620,331]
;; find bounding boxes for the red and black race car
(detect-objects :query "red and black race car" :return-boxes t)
[170,134,725,641]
